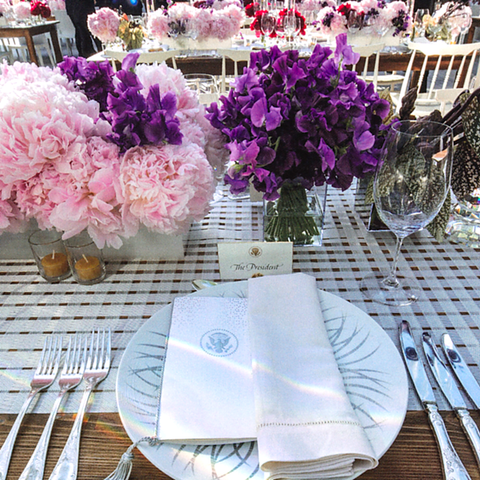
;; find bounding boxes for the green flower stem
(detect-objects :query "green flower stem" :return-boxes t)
[264,185,320,245]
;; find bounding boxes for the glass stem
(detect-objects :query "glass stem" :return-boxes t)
[385,235,404,288]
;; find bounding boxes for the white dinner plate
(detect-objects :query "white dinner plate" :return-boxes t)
[116,281,408,480]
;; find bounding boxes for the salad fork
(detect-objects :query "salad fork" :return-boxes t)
[18,334,85,480]
[48,328,111,480]
[0,334,62,480]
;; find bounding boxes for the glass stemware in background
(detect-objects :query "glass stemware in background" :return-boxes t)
[261,11,276,43]
[414,8,429,38]
[283,9,299,47]
[361,120,454,306]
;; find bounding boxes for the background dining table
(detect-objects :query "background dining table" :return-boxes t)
[0,183,480,479]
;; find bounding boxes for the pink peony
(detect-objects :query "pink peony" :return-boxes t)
[0,72,99,185]
[13,1,31,19]
[120,143,215,234]
[48,136,135,248]
[147,9,170,39]
[87,7,121,43]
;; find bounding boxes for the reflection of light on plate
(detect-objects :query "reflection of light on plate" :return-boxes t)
[116,282,408,480]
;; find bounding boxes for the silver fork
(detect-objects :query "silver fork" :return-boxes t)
[48,328,111,480]
[18,334,86,480]
[0,334,62,480]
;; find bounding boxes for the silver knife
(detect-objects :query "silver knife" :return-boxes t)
[423,332,480,468]
[442,333,480,410]
[399,321,471,480]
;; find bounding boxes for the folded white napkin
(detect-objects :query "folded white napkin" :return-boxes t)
[158,296,256,444]
[158,273,377,478]
[248,273,377,479]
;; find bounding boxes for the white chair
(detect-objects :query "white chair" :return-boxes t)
[105,48,178,72]
[53,10,76,56]
[393,41,480,117]
[352,43,384,90]
[218,48,252,94]
[1,35,56,66]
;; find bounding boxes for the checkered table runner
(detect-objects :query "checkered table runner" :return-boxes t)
[0,184,479,414]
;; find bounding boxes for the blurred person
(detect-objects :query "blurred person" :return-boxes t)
[65,0,101,57]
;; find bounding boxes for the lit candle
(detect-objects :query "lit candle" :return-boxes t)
[41,251,69,278]
[74,255,103,282]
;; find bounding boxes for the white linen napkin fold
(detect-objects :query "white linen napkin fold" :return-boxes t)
[247,273,377,479]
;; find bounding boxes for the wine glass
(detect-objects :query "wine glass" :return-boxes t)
[261,11,276,43]
[361,120,454,306]
[283,9,298,47]
[414,8,429,37]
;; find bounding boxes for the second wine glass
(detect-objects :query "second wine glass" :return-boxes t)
[361,120,454,306]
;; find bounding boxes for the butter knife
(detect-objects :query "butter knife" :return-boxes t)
[423,332,480,467]
[442,333,480,410]
[399,321,471,480]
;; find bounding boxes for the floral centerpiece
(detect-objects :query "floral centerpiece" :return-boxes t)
[13,1,31,21]
[30,0,51,19]
[87,7,121,44]
[316,0,411,38]
[207,33,390,244]
[422,1,471,42]
[250,7,306,38]
[147,0,244,44]
[0,54,227,249]
[88,7,145,50]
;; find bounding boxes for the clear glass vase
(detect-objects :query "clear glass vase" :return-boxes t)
[263,184,327,246]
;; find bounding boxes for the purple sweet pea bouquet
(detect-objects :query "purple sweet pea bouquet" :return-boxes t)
[207,33,390,243]
[207,33,390,200]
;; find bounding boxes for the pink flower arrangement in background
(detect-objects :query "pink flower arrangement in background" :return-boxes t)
[0,0,12,15]
[13,1,31,20]
[147,1,244,42]
[316,0,411,37]
[87,7,121,43]
[49,0,65,10]
[0,55,226,249]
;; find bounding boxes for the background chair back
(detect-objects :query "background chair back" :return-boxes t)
[351,43,385,90]
[395,41,480,117]
[218,48,252,94]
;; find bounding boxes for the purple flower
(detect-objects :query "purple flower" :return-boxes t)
[206,38,391,198]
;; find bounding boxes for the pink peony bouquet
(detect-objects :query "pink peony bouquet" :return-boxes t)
[13,1,31,20]
[87,7,121,43]
[147,1,244,42]
[0,55,227,249]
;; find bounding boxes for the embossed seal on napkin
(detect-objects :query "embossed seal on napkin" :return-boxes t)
[158,296,256,444]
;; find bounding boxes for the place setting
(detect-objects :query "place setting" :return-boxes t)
[2,0,480,478]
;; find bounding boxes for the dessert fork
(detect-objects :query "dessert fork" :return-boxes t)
[0,334,62,480]
[18,334,86,480]
[48,328,111,480]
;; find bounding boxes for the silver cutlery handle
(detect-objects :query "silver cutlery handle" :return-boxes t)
[0,390,37,480]
[426,404,472,480]
[48,384,94,480]
[18,392,65,480]
[457,409,480,468]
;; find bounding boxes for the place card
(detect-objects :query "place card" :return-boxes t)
[218,241,292,280]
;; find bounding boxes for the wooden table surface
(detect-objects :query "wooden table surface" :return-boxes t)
[0,21,63,66]
[0,411,479,479]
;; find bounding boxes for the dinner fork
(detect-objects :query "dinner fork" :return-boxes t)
[48,328,111,480]
[0,335,62,480]
[18,334,86,480]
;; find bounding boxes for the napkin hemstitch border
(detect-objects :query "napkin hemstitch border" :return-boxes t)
[257,420,362,429]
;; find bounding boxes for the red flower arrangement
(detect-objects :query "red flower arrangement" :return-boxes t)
[278,8,306,35]
[245,1,259,17]
[250,8,305,37]
[30,0,51,18]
